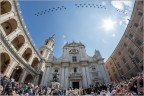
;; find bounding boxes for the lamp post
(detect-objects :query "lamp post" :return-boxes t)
[10,66,19,79]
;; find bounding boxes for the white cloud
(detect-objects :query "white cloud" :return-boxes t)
[123,16,130,24]
[119,21,122,25]
[102,1,106,5]
[111,0,132,10]
[112,33,116,37]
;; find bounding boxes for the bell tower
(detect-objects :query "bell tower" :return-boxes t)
[39,34,55,60]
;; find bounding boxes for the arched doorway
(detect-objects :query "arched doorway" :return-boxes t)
[11,35,25,51]
[25,74,34,83]
[1,1,12,15]
[1,52,10,74]
[10,66,22,82]
[1,19,17,36]
[22,48,32,62]
[31,57,39,70]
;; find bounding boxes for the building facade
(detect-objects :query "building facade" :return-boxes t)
[105,1,143,81]
[0,0,47,85]
[41,41,110,88]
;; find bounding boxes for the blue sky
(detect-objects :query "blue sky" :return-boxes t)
[19,0,134,61]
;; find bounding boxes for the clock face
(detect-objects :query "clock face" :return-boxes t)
[69,49,79,54]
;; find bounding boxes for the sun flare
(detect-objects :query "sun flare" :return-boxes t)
[102,18,116,31]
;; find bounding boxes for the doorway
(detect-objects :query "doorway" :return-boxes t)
[72,82,79,89]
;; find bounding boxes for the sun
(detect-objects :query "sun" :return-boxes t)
[102,18,116,31]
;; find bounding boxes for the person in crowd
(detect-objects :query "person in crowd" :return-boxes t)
[0,72,143,96]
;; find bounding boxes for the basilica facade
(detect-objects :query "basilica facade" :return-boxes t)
[40,38,110,88]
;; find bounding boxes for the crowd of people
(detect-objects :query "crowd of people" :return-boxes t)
[0,72,143,96]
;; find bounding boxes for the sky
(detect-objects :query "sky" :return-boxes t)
[19,0,135,61]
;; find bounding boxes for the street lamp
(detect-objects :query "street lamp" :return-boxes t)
[10,66,19,79]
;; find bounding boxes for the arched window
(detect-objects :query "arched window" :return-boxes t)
[1,52,10,74]
[1,19,17,36]
[31,58,39,70]
[11,35,25,51]
[22,48,32,62]
[1,1,12,15]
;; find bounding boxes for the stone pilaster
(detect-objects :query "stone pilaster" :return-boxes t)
[5,61,16,77]
[0,11,15,24]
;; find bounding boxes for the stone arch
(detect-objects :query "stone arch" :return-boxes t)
[22,48,32,62]
[31,57,40,70]
[11,35,25,51]
[10,66,22,82]
[1,19,17,36]
[1,1,12,15]
[25,74,34,83]
[1,52,11,74]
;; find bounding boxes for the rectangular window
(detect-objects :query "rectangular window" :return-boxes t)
[114,57,117,60]
[118,51,121,55]
[134,23,139,27]
[129,49,134,55]
[117,62,120,68]
[121,69,124,75]
[55,69,58,72]
[135,57,140,63]
[138,11,143,16]
[114,74,118,79]
[122,57,126,63]
[124,43,128,48]
[74,68,77,72]
[126,65,131,70]
[112,67,115,72]
[129,34,133,38]
[72,56,77,62]
[136,39,142,46]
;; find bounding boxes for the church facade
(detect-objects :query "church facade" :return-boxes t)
[40,38,110,89]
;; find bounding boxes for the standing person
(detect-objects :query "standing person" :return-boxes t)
[0,85,3,95]
[137,73,143,95]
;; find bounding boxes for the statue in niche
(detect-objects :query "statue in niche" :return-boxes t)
[52,73,59,82]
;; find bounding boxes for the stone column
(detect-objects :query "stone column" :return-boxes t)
[18,43,28,55]
[82,66,87,88]
[79,80,82,88]
[28,54,35,65]
[0,11,15,24]
[42,50,47,58]
[7,28,20,42]
[46,66,51,86]
[33,75,39,85]
[19,69,27,82]
[86,66,91,87]
[61,67,65,88]
[41,66,47,86]
[70,81,72,88]
[65,67,69,89]
[5,61,16,77]
[42,66,51,86]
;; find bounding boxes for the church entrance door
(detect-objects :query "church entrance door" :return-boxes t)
[72,82,79,89]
